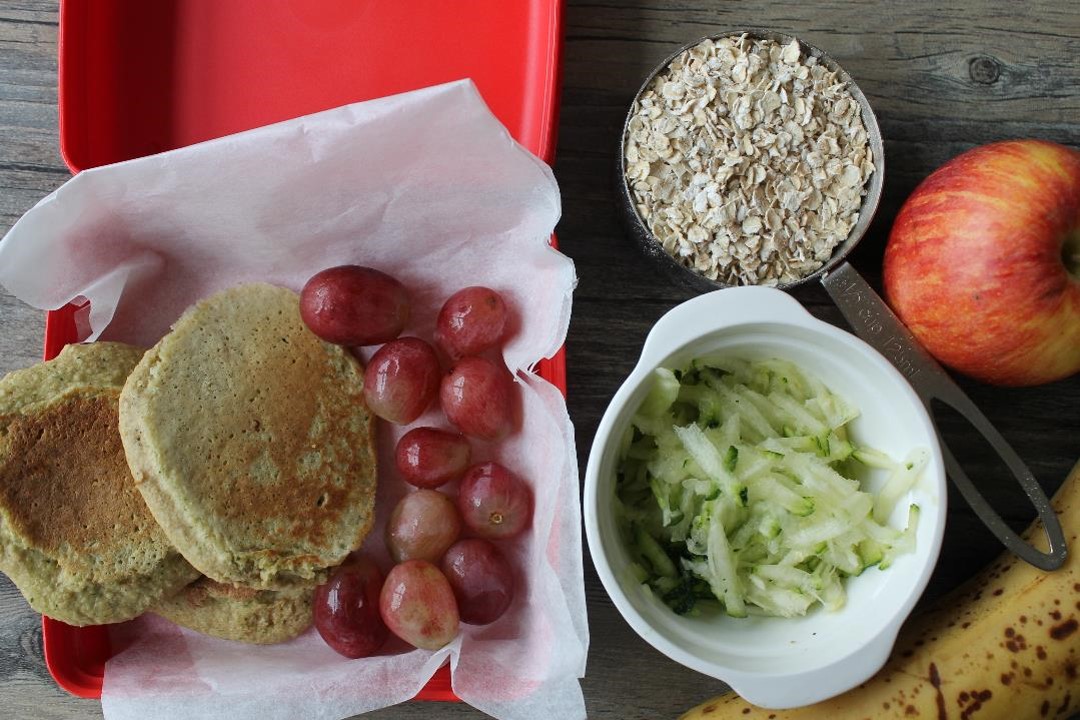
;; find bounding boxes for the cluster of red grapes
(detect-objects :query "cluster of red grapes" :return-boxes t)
[298,265,531,657]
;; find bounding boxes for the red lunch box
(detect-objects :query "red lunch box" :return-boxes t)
[45,0,565,702]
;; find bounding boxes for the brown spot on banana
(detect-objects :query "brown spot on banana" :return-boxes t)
[1051,619,1077,640]
[928,663,946,720]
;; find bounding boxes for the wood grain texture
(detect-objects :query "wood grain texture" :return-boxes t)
[0,1,1078,718]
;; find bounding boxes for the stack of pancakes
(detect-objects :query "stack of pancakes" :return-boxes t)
[0,283,377,644]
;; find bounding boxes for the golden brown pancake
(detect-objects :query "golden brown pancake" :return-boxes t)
[119,283,377,590]
[153,576,313,644]
[0,343,198,626]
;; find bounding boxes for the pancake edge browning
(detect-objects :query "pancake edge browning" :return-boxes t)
[0,344,199,626]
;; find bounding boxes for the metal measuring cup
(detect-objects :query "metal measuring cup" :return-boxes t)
[616,29,1067,570]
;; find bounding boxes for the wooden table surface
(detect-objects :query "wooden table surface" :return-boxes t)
[1,1,1077,718]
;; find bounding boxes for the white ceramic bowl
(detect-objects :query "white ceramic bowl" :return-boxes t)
[583,287,947,709]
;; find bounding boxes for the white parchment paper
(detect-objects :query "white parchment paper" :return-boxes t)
[0,80,587,720]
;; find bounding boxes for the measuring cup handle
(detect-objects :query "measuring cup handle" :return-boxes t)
[821,262,1067,571]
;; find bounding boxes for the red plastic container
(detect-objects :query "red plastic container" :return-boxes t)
[47,0,565,702]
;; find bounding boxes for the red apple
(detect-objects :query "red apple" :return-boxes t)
[883,139,1080,386]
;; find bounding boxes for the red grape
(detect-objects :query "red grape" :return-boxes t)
[395,427,472,489]
[441,539,515,625]
[313,554,389,658]
[385,489,462,563]
[363,338,441,424]
[440,357,515,440]
[435,286,508,359]
[457,462,532,539]
[379,560,460,650]
[300,265,409,346]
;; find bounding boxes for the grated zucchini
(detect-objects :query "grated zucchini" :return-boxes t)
[616,358,926,619]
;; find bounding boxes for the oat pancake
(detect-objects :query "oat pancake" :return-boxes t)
[0,343,198,626]
[119,283,377,590]
[0,341,145,414]
[152,576,313,644]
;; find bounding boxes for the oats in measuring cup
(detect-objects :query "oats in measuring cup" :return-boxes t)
[624,35,875,286]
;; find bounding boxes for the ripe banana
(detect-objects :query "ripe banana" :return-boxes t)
[681,460,1080,720]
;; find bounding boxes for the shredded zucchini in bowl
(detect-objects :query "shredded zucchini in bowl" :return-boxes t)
[616,356,927,619]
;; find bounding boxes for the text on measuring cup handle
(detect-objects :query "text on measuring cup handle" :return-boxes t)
[838,281,923,382]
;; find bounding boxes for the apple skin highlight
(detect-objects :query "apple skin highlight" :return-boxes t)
[883,139,1080,386]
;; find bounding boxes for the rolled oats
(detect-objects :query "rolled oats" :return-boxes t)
[624,35,875,286]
